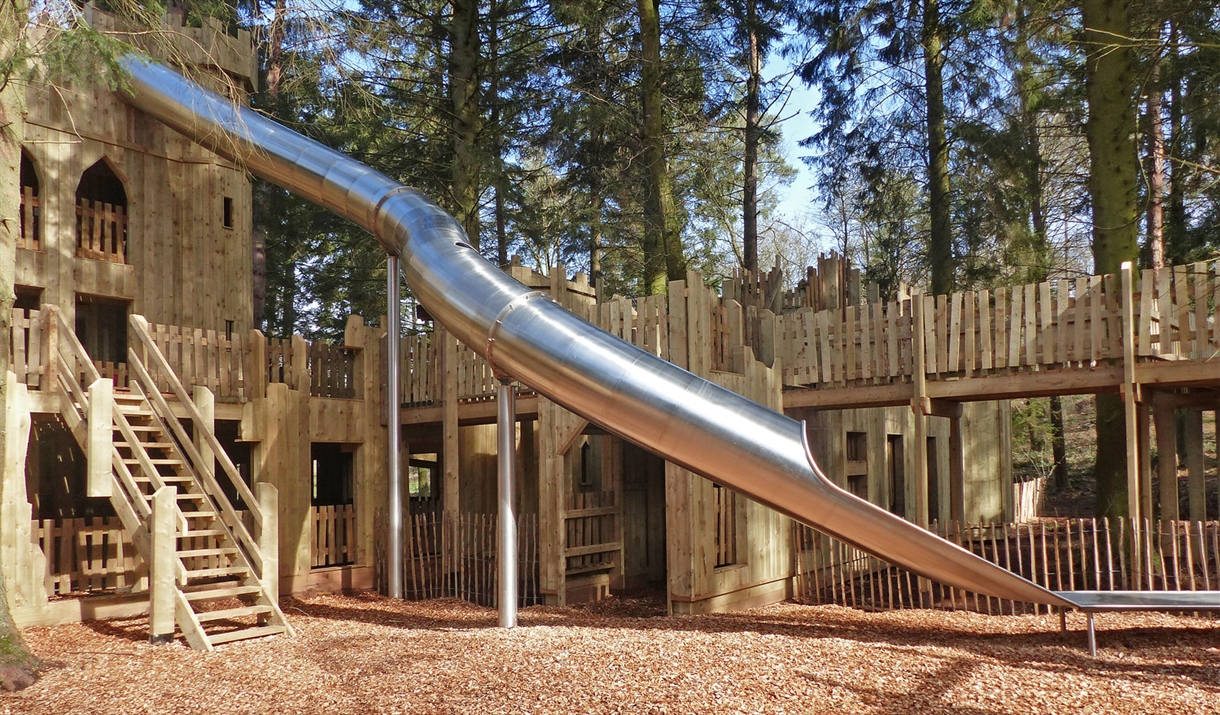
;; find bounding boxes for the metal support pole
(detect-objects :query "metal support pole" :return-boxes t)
[1086,612,1097,656]
[387,255,403,599]
[497,378,518,627]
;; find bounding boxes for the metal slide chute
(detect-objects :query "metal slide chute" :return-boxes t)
[117,55,1074,609]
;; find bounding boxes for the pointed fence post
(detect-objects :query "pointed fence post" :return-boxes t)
[256,482,280,607]
[150,486,176,644]
[86,378,114,498]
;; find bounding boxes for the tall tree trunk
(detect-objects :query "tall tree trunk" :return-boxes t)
[923,0,952,295]
[1144,43,1165,269]
[638,0,682,294]
[488,2,508,267]
[1082,0,1138,518]
[0,0,40,690]
[741,0,760,274]
[590,182,603,302]
[1166,20,1185,262]
[450,0,481,247]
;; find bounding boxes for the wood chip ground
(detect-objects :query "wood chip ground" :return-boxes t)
[4,594,1218,714]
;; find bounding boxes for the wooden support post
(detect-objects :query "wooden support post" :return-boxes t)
[442,330,459,518]
[1137,402,1152,523]
[949,412,965,524]
[192,386,215,479]
[291,335,310,392]
[1120,263,1140,523]
[86,378,114,498]
[911,292,929,529]
[149,485,177,644]
[1184,409,1206,523]
[1154,400,1178,521]
[247,329,267,400]
[256,482,280,608]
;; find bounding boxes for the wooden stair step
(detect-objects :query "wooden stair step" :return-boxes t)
[183,585,262,602]
[122,458,183,466]
[178,547,238,558]
[176,493,211,500]
[118,425,159,432]
[134,475,194,484]
[182,528,228,538]
[194,605,273,623]
[206,625,286,646]
[179,510,218,520]
[186,566,249,579]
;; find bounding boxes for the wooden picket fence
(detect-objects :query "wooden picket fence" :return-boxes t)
[775,261,1220,389]
[793,518,1220,616]
[75,198,127,263]
[306,341,357,398]
[403,511,541,608]
[312,504,358,568]
[141,321,252,401]
[33,517,143,596]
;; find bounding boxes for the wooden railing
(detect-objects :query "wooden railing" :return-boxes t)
[713,485,738,567]
[19,186,39,251]
[306,341,357,398]
[774,261,1220,389]
[311,504,357,568]
[793,517,1220,615]
[402,511,541,607]
[140,322,253,402]
[401,333,440,405]
[76,198,127,263]
[34,516,143,596]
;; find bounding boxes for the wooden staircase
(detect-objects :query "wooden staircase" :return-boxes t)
[50,307,292,650]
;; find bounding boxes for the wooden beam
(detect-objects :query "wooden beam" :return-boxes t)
[1154,402,1178,521]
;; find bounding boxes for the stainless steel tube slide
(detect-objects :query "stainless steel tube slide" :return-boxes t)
[118,55,1072,609]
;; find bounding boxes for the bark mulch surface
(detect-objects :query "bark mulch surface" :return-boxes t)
[4,593,1218,714]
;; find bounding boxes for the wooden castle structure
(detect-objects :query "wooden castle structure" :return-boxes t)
[5,6,1220,648]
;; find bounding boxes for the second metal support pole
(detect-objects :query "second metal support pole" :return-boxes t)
[387,255,403,600]
[497,378,518,627]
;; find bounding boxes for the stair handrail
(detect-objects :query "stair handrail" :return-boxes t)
[47,305,103,388]
[127,315,265,531]
[124,354,265,576]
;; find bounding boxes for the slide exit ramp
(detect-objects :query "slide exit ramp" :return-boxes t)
[119,55,1195,615]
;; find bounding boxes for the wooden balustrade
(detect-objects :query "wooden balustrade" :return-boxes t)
[312,504,357,568]
[141,322,250,401]
[75,198,127,263]
[19,186,40,250]
[793,517,1220,615]
[34,516,142,596]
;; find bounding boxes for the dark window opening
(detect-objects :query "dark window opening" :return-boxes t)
[19,151,40,250]
[846,431,868,499]
[225,320,235,340]
[75,158,128,262]
[26,417,115,520]
[927,436,940,523]
[15,287,42,312]
[222,196,234,229]
[75,295,129,367]
[887,434,905,516]
[312,443,354,506]
[578,440,594,488]
[214,420,252,509]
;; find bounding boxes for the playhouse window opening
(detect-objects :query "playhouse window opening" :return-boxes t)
[223,196,234,229]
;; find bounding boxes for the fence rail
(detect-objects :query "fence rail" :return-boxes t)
[141,322,251,401]
[10,308,45,389]
[793,517,1220,616]
[403,511,540,608]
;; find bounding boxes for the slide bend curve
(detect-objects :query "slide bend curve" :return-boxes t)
[118,56,1072,609]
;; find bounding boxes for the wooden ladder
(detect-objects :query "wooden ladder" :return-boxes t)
[49,306,293,650]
